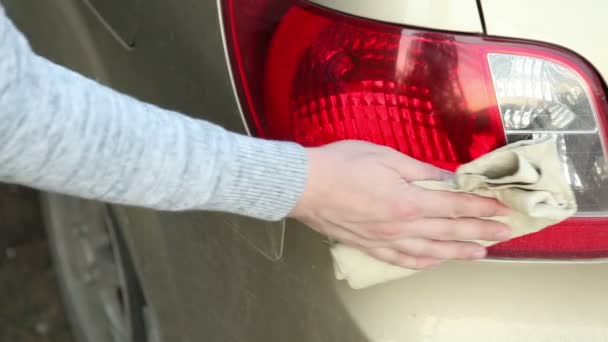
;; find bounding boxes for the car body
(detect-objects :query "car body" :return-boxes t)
[4,0,608,341]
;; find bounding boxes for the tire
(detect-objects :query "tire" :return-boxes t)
[41,193,149,342]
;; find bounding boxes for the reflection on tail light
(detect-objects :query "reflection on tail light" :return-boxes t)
[223,0,608,259]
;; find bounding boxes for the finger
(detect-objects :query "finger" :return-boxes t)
[368,218,511,241]
[398,185,510,219]
[364,247,444,269]
[391,238,487,260]
[403,217,512,242]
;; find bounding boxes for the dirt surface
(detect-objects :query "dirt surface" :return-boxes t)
[0,185,75,342]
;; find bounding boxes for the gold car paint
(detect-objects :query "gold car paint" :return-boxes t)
[306,0,483,33]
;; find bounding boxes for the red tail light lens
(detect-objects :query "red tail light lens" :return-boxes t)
[223,0,608,259]
[489,218,608,259]
[263,7,506,171]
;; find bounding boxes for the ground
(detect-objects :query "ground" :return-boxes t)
[0,185,74,342]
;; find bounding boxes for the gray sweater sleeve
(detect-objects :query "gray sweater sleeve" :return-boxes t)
[0,7,308,221]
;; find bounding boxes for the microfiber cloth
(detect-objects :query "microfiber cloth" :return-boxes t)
[331,137,577,289]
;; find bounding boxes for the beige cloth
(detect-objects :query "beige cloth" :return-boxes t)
[331,137,577,289]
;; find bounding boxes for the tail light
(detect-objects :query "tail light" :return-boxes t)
[223,0,608,259]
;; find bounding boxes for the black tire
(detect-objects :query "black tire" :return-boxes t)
[41,193,148,342]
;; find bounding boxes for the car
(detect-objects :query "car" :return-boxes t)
[3,0,608,341]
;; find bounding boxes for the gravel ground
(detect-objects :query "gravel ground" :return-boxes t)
[0,185,75,342]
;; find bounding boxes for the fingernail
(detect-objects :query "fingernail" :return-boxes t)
[495,228,512,241]
[472,248,486,259]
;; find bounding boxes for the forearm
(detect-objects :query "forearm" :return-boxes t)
[0,7,307,220]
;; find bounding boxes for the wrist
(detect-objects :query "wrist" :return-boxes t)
[288,147,322,220]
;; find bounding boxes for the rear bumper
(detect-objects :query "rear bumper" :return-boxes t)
[336,259,608,341]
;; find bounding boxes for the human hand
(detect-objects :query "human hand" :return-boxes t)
[289,140,512,269]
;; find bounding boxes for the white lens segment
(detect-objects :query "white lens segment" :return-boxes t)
[488,53,607,214]
[489,53,597,133]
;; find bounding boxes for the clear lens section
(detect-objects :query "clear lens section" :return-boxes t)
[489,53,608,215]
[489,53,597,133]
[506,131,607,214]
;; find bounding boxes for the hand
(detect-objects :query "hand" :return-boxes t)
[289,140,512,269]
